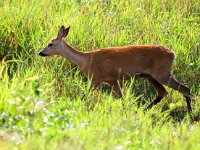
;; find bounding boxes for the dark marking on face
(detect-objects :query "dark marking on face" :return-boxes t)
[48,43,53,47]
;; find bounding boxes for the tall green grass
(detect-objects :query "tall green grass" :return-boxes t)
[0,0,200,149]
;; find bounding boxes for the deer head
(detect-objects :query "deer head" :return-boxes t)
[39,26,70,57]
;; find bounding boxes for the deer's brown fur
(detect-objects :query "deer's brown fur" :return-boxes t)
[39,26,192,112]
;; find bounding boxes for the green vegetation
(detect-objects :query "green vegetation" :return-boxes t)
[0,0,199,149]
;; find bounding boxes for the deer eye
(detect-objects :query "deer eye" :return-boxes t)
[48,43,53,47]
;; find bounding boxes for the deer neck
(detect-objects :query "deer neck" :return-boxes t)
[60,41,85,67]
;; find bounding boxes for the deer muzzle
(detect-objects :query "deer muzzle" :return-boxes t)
[39,52,47,57]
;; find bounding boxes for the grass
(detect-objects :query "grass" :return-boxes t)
[0,0,200,149]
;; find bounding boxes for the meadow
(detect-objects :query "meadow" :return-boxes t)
[0,0,200,149]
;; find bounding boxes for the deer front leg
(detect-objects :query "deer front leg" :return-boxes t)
[81,79,101,99]
[112,80,123,99]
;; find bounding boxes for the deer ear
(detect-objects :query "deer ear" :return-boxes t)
[64,26,70,37]
[57,25,70,39]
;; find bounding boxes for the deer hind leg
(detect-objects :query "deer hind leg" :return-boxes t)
[158,74,192,112]
[143,75,167,112]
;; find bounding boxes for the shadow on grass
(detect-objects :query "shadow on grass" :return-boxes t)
[149,105,200,126]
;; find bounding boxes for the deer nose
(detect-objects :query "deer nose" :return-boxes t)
[39,52,47,56]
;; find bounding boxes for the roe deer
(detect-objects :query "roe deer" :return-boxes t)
[39,25,192,112]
